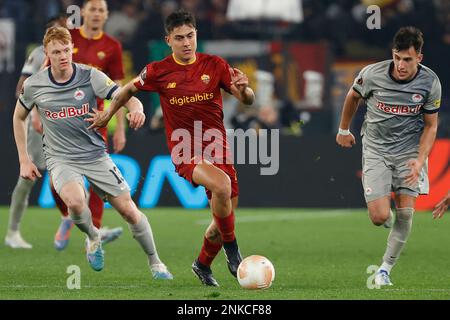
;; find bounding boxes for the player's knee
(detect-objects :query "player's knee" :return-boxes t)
[369,210,389,226]
[210,175,231,200]
[65,197,85,214]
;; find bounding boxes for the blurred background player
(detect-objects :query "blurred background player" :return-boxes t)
[13,26,172,279]
[336,26,441,286]
[87,9,255,287]
[5,14,67,249]
[52,0,127,250]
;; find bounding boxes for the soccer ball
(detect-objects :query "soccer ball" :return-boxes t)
[237,255,275,290]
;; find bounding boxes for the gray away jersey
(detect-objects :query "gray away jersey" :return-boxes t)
[21,45,45,76]
[19,63,119,161]
[353,60,441,155]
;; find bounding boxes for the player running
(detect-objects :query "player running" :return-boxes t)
[336,26,441,286]
[12,26,173,279]
[87,9,255,286]
[5,14,67,249]
[52,0,127,250]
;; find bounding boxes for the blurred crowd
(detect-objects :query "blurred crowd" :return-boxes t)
[1,0,449,135]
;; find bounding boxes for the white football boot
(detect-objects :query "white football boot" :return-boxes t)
[5,230,32,249]
[374,270,393,286]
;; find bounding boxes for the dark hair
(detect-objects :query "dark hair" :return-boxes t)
[393,26,424,53]
[164,9,196,35]
[45,13,68,28]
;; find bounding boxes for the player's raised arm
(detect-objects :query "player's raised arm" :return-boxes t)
[12,100,41,181]
[229,67,255,105]
[336,88,362,148]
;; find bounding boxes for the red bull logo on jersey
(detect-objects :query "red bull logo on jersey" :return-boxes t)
[169,93,214,106]
[44,103,90,120]
[376,101,423,115]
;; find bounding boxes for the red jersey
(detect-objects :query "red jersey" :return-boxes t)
[134,53,233,164]
[70,28,124,139]
[70,28,124,81]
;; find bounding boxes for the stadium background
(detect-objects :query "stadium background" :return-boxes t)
[0,0,449,210]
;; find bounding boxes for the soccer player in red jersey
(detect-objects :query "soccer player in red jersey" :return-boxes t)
[87,9,255,286]
[52,0,126,250]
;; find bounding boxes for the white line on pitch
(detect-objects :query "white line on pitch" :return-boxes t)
[196,209,358,225]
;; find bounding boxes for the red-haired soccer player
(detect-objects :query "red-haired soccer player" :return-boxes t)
[53,0,126,250]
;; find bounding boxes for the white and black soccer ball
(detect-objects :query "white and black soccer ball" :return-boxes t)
[237,255,275,290]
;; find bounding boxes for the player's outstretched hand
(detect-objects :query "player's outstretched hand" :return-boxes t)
[127,110,145,130]
[229,67,248,92]
[20,159,42,181]
[432,191,450,219]
[336,133,356,148]
[405,159,421,187]
[86,108,111,129]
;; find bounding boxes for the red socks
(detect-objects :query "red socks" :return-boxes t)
[213,211,236,242]
[88,186,104,229]
[198,237,222,267]
[51,185,68,217]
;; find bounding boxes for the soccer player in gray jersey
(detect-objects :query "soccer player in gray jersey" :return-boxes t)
[5,15,123,250]
[5,15,66,249]
[12,26,173,279]
[336,26,441,286]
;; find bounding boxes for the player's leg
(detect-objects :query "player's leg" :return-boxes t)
[379,193,415,275]
[377,152,423,284]
[367,196,391,226]
[51,178,74,251]
[5,177,35,249]
[58,179,103,271]
[88,187,123,246]
[362,149,396,285]
[6,121,45,249]
[192,162,242,277]
[192,197,239,286]
[107,192,173,280]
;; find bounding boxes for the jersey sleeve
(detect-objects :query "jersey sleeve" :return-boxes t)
[18,79,35,111]
[90,68,119,100]
[217,56,232,94]
[422,77,441,114]
[133,64,158,92]
[106,41,125,81]
[352,65,372,99]
[21,46,45,76]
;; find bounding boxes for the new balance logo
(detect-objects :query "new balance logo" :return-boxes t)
[167,82,177,89]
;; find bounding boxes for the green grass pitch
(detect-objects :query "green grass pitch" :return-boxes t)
[1,207,449,300]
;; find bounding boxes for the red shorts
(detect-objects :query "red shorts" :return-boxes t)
[176,161,239,200]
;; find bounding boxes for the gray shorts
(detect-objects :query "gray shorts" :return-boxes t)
[361,146,429,203]
[48,155,130,200]
[27,118,46,170]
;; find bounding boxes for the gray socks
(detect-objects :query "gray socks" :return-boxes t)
[382,207,414,268]
[8,177,36,232]
[128,213,162,266]
[69,206,99,241]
